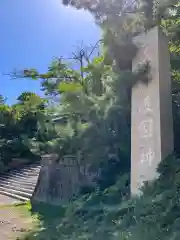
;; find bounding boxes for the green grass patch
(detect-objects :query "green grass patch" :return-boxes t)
[18,201,66,240]
[30,201,65,220]
[0,202,27,209]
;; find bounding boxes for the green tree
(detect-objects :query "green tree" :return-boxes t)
[16,44,133,192]
[0,94,6,105]
[0,92,46,172]
[19,2,180,240]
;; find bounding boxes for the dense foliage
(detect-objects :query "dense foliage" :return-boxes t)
[1,0,180,239]
[18,0,180,182]
[0,92,45,172]
[21,155,180,240]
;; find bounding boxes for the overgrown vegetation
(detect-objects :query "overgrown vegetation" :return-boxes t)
[0,92,46,172]
[0,0,180,239]
[18,155,180,240]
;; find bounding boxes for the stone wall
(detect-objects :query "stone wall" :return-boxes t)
[32,154,98,205]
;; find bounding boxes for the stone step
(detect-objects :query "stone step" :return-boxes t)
[12,168,41,173]
[10,165,41,171]
[21,165,41,170]
[0,190,29,202]
[0,174,38,182]
[5,170,40,178]
[1,167,41,177]
[0,177,37,186]
[0,162,41,203]
[0,181,35,190]
[12,167,40,174]
[0,186,32,198]
[0,183,34,193]
[7,162,40,170]
[20,167,41,173]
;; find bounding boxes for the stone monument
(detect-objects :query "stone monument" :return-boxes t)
[131,26,174,195]
[32,154,80,205]
[32,154,99,205]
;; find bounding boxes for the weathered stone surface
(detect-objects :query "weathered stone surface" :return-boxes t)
[32,154,98,205]
[131,26,174,195]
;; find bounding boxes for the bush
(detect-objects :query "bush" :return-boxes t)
[21,154,180,240]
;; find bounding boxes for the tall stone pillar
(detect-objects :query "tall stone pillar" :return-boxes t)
[131,27,174,195]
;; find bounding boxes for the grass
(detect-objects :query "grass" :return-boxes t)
[14,201,65,240]
[0,201,40,240]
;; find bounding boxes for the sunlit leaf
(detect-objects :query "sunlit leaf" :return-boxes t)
[58,82,83,93]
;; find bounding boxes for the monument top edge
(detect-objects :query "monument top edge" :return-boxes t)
[132,26,165,46]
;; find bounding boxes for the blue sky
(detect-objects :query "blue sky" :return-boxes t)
[0,0,100,105]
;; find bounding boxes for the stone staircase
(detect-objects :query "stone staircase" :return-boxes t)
[0,162,41,202]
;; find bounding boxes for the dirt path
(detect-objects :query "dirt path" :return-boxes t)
[0,195,35,240]
[0,194,21,205]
